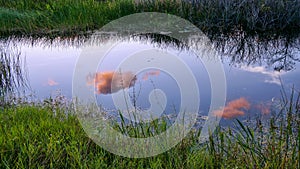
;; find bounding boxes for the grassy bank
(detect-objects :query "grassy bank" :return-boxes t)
[0,0,299,38]
[0,89,299,168]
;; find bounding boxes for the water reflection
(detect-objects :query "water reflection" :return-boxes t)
[213,97,250,119]
[255,103,271,116]
[142,70,160,81]
[0,43,27,102]
[136,33,300,72]
[2,31,300,72]
[86,70,163,95]
[86,71,137,95]
[47,78,59,86]
[213,34,300,71]
[241,66,283,85]
[0,30,299,122]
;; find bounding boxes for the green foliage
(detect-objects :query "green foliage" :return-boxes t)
[0,88,299,168]
[0,0,299,37]
[0,103,198,168]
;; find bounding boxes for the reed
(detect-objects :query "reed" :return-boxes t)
[0,0,299,38]
[0,87,299,168]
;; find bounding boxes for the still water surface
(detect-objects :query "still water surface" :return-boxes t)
[2,35,300,124]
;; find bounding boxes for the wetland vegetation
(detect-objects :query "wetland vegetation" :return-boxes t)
[0,0,299,38]
[0,88,299,168]
[1,0,300,168]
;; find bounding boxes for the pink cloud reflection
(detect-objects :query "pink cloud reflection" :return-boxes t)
[47,78,59,86]
[213,97,250,119]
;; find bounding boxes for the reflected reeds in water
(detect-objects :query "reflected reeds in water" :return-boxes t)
[0,27,299,106]
[134,33,300,72]
[2,28,300,73]
[0,42,28,103]
[213,33,300,71]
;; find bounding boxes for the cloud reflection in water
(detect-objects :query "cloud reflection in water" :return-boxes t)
[47,78,59,86]
[86,70,161,95]
[86,71,137,95]
[213,97,250,119]
[241,66,285,85]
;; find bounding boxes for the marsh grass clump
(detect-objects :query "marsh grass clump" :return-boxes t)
[0,0,299,38]
[0,0,137,36]
[0,87,299,168]
[0,98,197,168]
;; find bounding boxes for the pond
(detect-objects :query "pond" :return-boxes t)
[1,32,300,127]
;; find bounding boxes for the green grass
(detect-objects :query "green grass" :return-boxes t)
[0,88,299,168]
[0,102,200,168]
[0,0,299,38]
